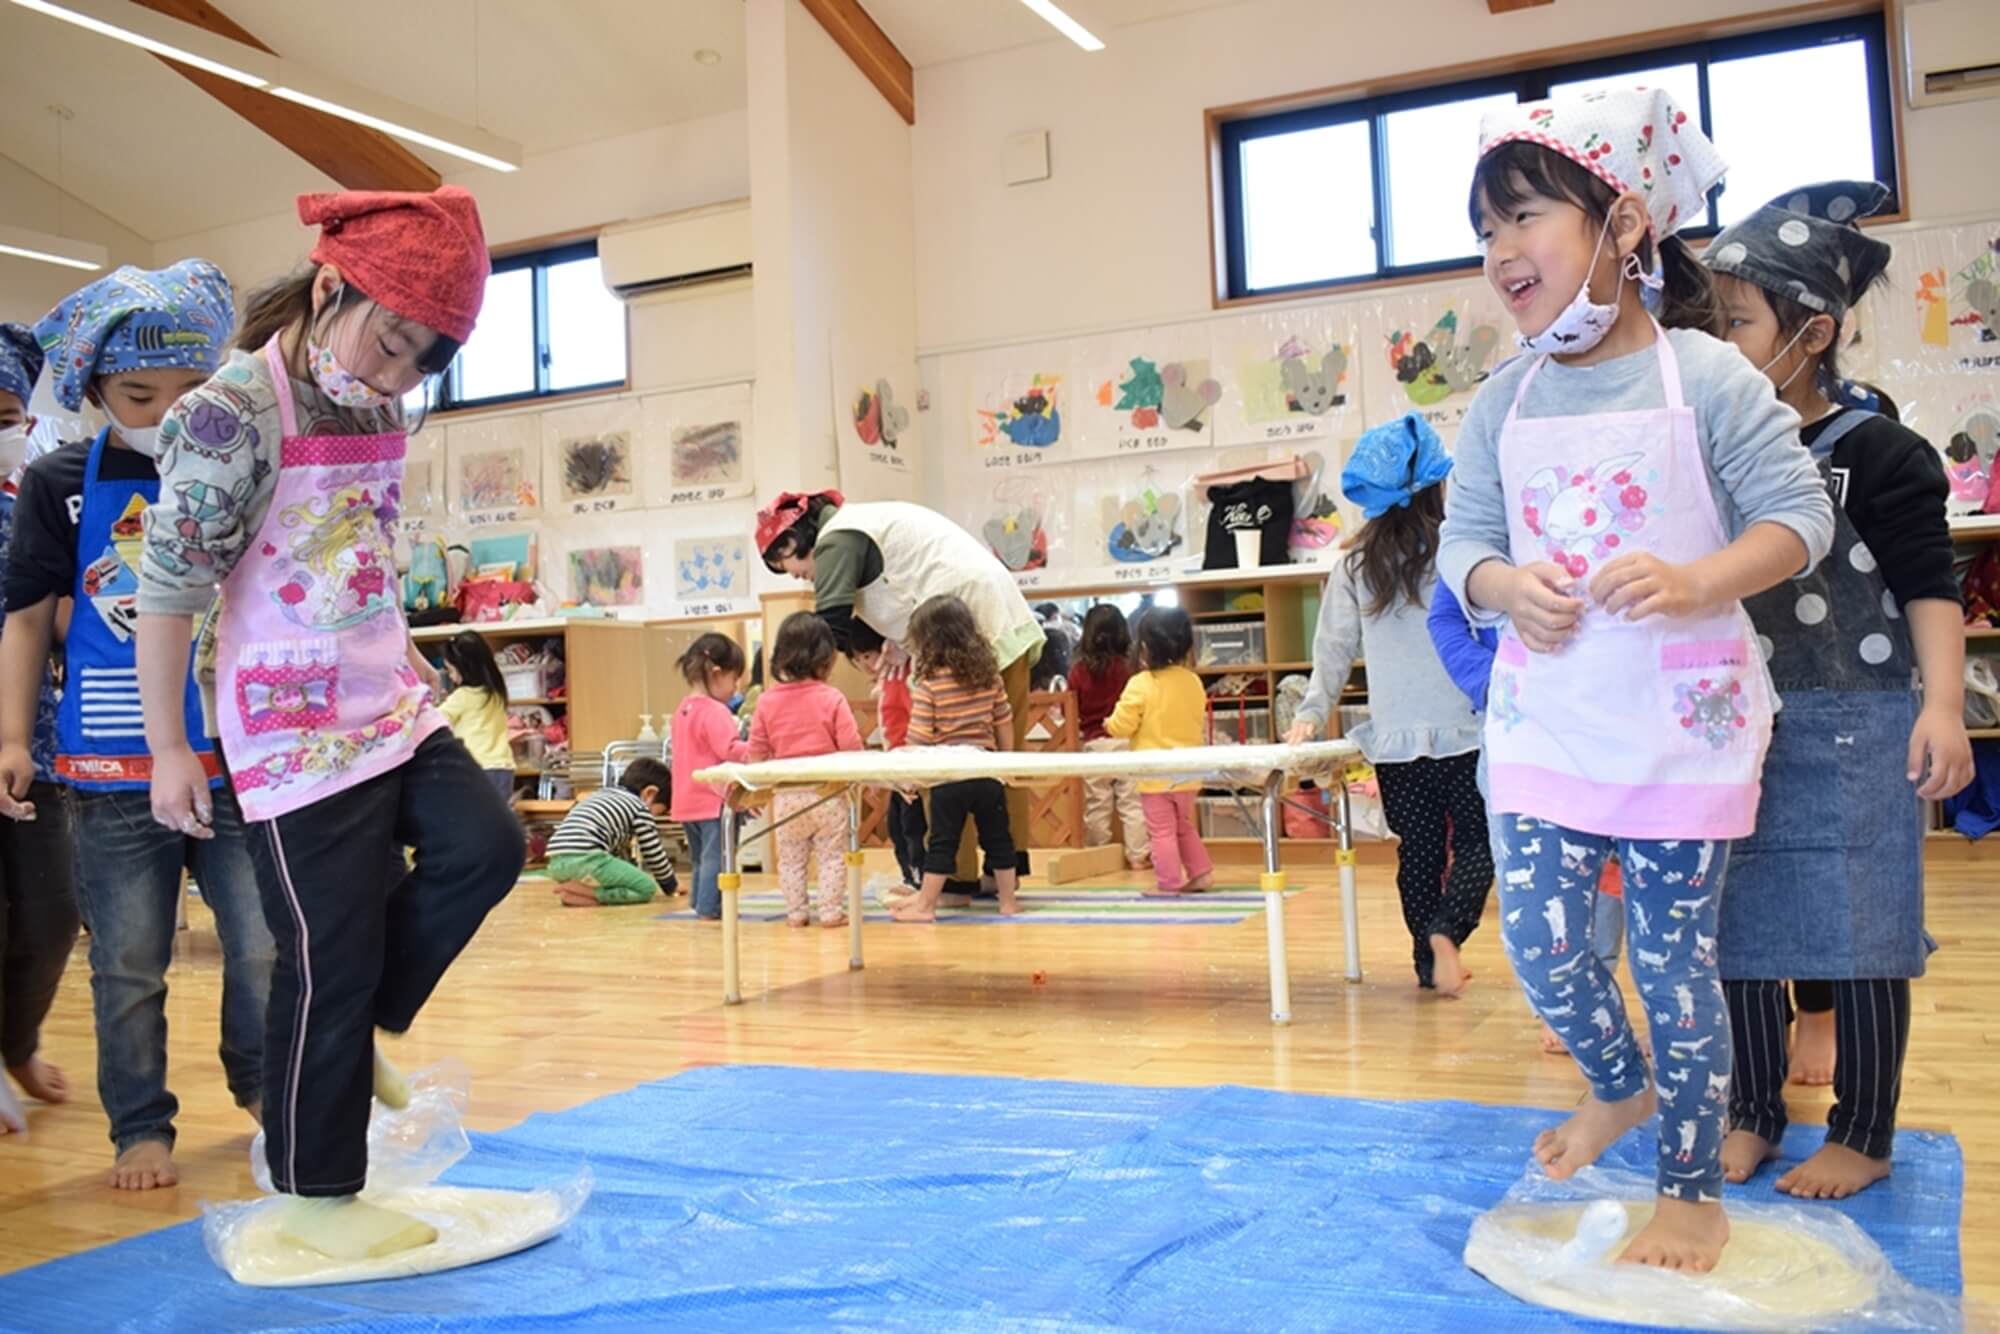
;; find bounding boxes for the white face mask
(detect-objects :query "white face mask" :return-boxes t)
[1515,215,1627,357]
[112,417,162,458]
[0,425,28,477]
[1758,322,1817,394]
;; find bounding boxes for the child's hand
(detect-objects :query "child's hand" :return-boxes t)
[1504,562,1584,652]
[0,744,35,820]
[1283,719,1318,746]
[148,745,216,840]
[1590,553,1709,622]
[1909,705,1975,800]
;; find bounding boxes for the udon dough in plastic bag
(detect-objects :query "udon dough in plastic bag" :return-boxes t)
[1463,1166,1971,1331]
[207,1061,590,1287]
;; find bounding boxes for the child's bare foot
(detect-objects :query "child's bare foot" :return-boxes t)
[8,1056,69,1105]
[1125,855,1151,872]
[818,913,848,929]
[1620,1196,1729,1272]
[996,872,1022,916]
[110,1140,178,1190]
[1539,1022,1568,1055]
[1721,1128,1779,1184]
[1429,934,1472,997]
[786,912,810,928]
[553,882,599,908]
[1534,1085,1655,1180]
[1776,1142,1891,1199]
[1789,1006,1836,1086]
[1183,872,1214,893]
[888,899,936,923]
[0,1080,24,1135]
[278,1195,438,1260]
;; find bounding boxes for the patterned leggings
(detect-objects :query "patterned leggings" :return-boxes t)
[1497,816,1732,1200]
[773,790,849,922]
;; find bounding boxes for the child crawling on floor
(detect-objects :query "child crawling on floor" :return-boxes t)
[547,758,680,906]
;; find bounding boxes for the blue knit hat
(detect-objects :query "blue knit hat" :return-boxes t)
[0,323,43,409]
[1342,412,1452,520]
[34,259,234,411]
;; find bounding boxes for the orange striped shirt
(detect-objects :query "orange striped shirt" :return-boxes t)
[908,671,1011,750]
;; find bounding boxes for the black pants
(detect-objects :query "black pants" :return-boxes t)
[1373,752,1493,986]
[1725,978,1911,1160]
[923,779,1014,878]
[0,782,80,1069]
[248,731,524,1195]
[888,793,927,886]
[1793,979,1834,1013]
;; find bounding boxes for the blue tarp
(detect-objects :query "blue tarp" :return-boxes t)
[0,1066,1963,1331]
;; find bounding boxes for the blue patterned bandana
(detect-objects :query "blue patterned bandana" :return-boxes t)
[34,259,235,410]
[0,323,42,409]
[1343,412,1453,520]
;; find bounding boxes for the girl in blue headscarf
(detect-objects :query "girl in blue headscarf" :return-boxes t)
[0,261,273,1190]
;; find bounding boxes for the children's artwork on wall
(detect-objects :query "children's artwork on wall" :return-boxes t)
[1885,224,2000,372]
[978,475,1064,582]
[673,536,752,612]
[1289,447,1345,556]
[1362,287,1504,438]
[972,354,1069,470]
[830,338,920,498]
[569,545,644,606]
[640,382,756,507]
[1074,331,1222,459]
[542,400,643,517]
[447,414,541,525]
[1898,376,2000,515]
[1212,308,1363,447]
[1101,474,1185,566]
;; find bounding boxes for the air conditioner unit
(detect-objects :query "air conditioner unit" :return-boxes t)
[598,199,751,299]
[1903,0,2000,108]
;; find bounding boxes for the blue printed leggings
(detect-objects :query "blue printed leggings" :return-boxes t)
[1497,817,1732,1201]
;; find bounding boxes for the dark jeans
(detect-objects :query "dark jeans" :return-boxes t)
[72,784,271,1152]
[684,817,722,919]
[923,779,1014,878]
[888,794,927,886]
[483,769,515,804]
[249,731,524,1195]
[1,782,80,1070]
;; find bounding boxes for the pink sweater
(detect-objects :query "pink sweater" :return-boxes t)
[748,679,863,763]
[670,694,748,822]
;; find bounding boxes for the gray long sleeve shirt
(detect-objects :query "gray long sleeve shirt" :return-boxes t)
[1437,328,1834,623]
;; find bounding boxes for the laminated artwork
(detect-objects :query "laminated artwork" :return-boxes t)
[971,345,1071,469]
[1074,328,1222,459]
[1885,223,2000,373]
[1362,283,1505,440]
[981,475,1060,574]
[1101,470,1187,567]
[830,343,918,491]
[1211,306,1363,447]
[446,414,541,524]
[542,399,642,519]
[640,382,755,507]
[1892,374,2000,516]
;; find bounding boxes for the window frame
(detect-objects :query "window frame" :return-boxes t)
[421,236,631,418]
[1209,7,1901,306]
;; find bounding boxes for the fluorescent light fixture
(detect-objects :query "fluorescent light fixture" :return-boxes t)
[8,0,273,86]
[269,65,523,173]
[1018,0,1104,51]
[0,222,107,271]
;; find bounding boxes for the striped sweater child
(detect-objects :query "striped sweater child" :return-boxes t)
[907,672,1011,749]
[547,786,677,905]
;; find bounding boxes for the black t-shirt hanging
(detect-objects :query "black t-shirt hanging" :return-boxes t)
[1203,478,1293,570]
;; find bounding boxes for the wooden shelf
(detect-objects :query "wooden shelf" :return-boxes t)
[1190,608,1267,622]
[411,615,643,642]
[510,696,563,707]
[1949,514,2000,540]
[1195,660,1313,675]
[1966,626,2000,641]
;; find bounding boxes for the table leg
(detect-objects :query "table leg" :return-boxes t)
[720,793,742,1005]
[1262,771,1292,1026]
[846,786,865,971]
[1336,777,1362,983]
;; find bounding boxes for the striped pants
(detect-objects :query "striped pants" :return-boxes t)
[1724,978,1911,1160]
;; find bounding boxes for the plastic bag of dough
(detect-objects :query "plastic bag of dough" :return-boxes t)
[1462,1165,1974,1331]
[210,1060,590,1287]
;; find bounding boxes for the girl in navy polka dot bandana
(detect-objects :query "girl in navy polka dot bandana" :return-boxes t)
[1704,182,1972,1205]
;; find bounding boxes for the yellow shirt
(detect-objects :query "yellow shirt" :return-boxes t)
[1102,665,1206,792]
[440,686,513,770]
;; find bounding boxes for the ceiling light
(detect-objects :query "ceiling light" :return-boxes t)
[693,49,721,65]
[8,0,273,86]
[0,222,106,272]
[1017,0,1104,52]
[266,76,522,173]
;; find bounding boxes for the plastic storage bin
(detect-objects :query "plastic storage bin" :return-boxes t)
[1206,704,1272,744]
[1195,795,1261,839]
[1194,620,1266,667]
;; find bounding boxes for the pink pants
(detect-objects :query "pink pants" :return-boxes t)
[1139,791,1212,893]
[774,789,848,920]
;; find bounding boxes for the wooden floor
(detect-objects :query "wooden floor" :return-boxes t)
[3,842,1996,1307]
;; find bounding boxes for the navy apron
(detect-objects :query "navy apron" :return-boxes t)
[53,428,218,791]
[1717,409,1930,980]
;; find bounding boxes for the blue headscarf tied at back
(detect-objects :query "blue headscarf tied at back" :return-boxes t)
[34,259,235,412]
[1341,412,1452,520]
[0,323,44,409]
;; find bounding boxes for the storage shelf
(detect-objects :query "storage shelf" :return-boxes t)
[510,696,562,707]
[1949,514,2000,540]
[1196,661,1312,674]
[411,615,641,642]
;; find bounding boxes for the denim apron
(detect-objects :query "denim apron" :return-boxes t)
[1717,409,1931,980]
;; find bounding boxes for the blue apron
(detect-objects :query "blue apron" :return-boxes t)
[53,428,218,792]
[1718,410,1930,980]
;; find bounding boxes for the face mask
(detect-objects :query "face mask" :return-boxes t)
[307,285,398,412]
[112,418,163,458]
[1757,322,1817,394]
[1515,215,1647,358]
[0,425,28,476]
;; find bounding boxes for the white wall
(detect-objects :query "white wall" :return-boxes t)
[0,154,154,326]
[911,0,2000,353]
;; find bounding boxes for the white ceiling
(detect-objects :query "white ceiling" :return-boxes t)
[0,0,747,242]
[862,0,1251,67]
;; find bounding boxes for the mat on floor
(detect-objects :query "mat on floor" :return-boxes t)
[0,1067,1962,1332]
[658,884,1285,924]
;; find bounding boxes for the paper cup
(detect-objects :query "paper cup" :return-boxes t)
[1234,529,1263,570]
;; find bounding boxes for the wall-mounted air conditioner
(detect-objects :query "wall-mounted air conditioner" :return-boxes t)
[598,199,751,299]
[1903,0,2000,108]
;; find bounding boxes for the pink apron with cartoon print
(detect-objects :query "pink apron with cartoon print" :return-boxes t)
[214,337,442,822]
[1485,326,1772,840]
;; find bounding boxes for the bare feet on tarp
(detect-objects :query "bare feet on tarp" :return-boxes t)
[1534,1085,1655,1181]
[1777,1142,1891,1199]
[1721,1128,1780,1184]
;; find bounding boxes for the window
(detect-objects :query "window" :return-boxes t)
[1215,13,1896,301]
[415,240,628,413]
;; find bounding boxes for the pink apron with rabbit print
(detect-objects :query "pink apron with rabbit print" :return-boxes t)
[1485,326,1773,840]
[214,337,442,822]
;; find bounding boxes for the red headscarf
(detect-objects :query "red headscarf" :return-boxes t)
[298,187,489,343]
[755,490,844,557]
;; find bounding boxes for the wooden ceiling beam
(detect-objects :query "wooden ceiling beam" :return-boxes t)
[798,0,915,126]
[127,0,440,193]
